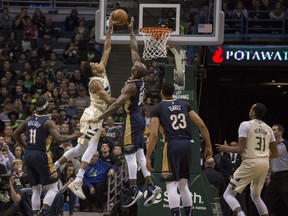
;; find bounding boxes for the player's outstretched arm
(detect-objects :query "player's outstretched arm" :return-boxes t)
[101,14,119,68]
[46,120,82,143]
[128,17,141,64]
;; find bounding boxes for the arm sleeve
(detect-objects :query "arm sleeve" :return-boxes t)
[150,104,161,118]
[238,121,250,138]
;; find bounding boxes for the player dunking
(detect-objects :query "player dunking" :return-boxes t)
[216,103,279,216]
[12,98,82,216]
[51,15,118,200]
[146,82,213,216]
[89,17,161,208]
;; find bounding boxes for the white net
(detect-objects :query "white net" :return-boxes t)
[140,28,172,61]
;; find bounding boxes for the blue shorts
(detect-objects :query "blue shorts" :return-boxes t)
[121,113,145,154]
[24,149,58,186]
[160,139,193,182]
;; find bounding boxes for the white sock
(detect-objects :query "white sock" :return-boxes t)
[54,161,60,169]
[75,168,85,182]
[237,211,245,216]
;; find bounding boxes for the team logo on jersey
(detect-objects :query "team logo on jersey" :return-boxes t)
[160,172,173,179]
[123,144,135,152]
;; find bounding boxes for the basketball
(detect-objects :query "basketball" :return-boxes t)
[112,9,128,26]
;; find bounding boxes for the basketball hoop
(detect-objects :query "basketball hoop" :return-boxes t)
[139,27,173,60]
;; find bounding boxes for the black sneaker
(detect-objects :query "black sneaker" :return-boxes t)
[144,184,161,206]
[122,186,143,208]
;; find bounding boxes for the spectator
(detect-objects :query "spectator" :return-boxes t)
[74,86,90,110]
[30,75,47,95]
[58,162,77,216]
[72,18,90,42]
[28,49,41,71]
[65,9,80,31]
[112,144,125,167]
[8,111,20,131]
[31,8,46,31]
[112,107,124,123]
[81,152,117,213]
[0,163,22,215]
[20,30,37,53]
[105,116,121,146]
[23,17,38,40]
[14,7,30,30]
[0,44,17,63]
[13,99,25,120]
[66,98,77,118]
[38,16,60,42]
[13,144,24,160]
[80,39,101,63]
[99,143,118,165]
[69,68,86,88]
[57,90,70,110]
[248,0,269,33]
[47,52,64,74]
[98,128,114,152]
[50,108,65,125]
[0,100,13,121]
[18,52,29,64]
[0,142,15,172]
[59,79,68,94]
[0,7,14,30]
[53,70,65,89]
[67,82,78,98]
[0,31,21,52]
[63,42,81,64]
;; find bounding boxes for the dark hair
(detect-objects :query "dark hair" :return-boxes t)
[273,124,285,134]
[82,62,93,80]
[161,81,175,97]
[253,103,267,119]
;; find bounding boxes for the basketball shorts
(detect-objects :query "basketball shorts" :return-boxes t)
[232,158,269,196]
[24,149,58,186]
[121,112,145,154]
[78,106,103,145]
[160,139,193,182]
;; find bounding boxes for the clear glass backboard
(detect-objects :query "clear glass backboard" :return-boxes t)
[95,0,224,45]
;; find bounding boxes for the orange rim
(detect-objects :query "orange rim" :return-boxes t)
[140,27,172,41]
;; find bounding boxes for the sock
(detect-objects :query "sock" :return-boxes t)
[237,211,245,216]
[75,169,85,182]
[54,161,60,169]
[171,207,181,216]
[184,206,192,216]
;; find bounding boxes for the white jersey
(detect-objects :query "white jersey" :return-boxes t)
[88,73,111,112]
[238,119,275,160]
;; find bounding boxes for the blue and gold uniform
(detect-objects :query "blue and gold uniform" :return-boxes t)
[24,114,57,186]
[150,99,194,182]
[122,79,145,154]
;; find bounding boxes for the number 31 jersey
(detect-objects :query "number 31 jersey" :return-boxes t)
[150,99,193,142]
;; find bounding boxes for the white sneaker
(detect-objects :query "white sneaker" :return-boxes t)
[68,180,86,200]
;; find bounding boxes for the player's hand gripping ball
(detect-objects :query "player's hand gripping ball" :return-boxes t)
[112,9,128,26]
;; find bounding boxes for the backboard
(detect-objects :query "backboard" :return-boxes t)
[95,0,224,45]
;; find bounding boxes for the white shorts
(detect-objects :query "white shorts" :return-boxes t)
[77,106,103,145]
[233,158,269,196]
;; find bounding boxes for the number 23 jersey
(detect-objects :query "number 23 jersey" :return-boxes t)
[150,99,193,142]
